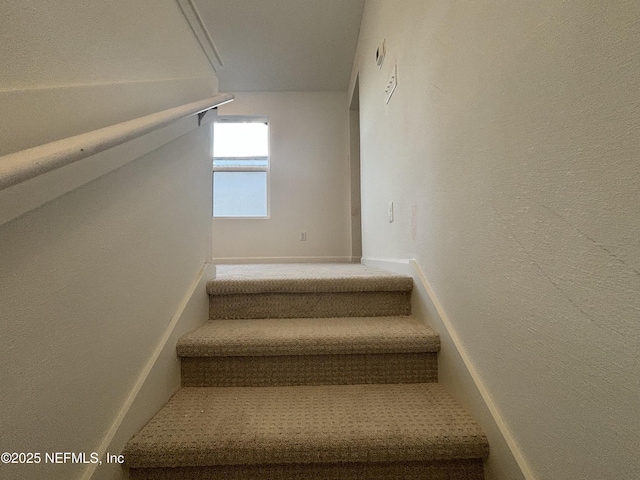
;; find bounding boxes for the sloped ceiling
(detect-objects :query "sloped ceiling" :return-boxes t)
[194,0,365,92]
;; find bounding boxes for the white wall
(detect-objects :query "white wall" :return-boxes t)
[0,2,218,479]
[213,92,353,262]
[351,1,639,479]
[0,0,217,156]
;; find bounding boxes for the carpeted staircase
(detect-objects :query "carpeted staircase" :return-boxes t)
[124,264,489,479]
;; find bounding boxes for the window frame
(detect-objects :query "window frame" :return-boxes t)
[212,116,270,219]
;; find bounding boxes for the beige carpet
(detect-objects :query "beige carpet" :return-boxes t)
[128,460,486,480]
[209,263,414,292]
[178,315,440,387]
[124,263,489,479]
[177,316,440,356]
[208,263,413,320]
[126,384,488,467]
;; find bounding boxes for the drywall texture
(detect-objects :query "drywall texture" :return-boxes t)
[213,92,352,261]
[0,0,218,156]
[92,264,214,480]
[0,126,214,480]
[352,1,639,479]
[0,2,218,478]
[195,0,364,91]
[349,102,362,260]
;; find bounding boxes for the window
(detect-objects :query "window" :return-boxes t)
[212,118,269,218]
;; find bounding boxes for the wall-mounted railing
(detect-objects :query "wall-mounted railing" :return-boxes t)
[0,93,233,192]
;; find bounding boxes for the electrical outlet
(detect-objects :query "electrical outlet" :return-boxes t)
[300,232,307,241]
[388,202,394,223]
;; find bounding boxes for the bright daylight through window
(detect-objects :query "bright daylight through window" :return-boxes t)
[213,118,269,217]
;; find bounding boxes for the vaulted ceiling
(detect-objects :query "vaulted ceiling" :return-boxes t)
[194,0,365,92]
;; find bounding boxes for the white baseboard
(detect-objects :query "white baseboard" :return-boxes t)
[362,257,535,480]
[83,262,214,480]
[212,256,355,264]
[360,256,410,274]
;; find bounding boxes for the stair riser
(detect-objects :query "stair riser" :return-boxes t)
[181,353,438,387]
[209,291,411,319]
[125,268,489,479]
[129,459,485,480]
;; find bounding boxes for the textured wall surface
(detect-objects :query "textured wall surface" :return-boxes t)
[213,92,352,262]
[0,0,218,156]
[195,0,364,91]
[0,127,214,480]
[351,1,639,479]
[0,2,217,479]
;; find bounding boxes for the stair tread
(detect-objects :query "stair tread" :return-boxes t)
[208,263,413,295]
[124,383,489,468]
[177,316,440,357]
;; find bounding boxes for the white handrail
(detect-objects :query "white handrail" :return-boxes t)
[0,93,234,191]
